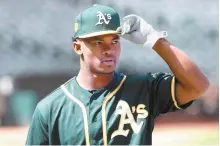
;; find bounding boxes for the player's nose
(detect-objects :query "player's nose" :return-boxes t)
[102,45,115,56]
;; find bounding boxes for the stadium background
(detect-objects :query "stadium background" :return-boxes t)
[0,0,218,145]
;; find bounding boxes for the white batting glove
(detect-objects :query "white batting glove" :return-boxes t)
[117,14,168,48]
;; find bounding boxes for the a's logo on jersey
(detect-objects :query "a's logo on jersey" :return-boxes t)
[95,11,112,26]
[111,100,148,139]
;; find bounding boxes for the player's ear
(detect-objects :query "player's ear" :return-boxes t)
[72,38,82,55]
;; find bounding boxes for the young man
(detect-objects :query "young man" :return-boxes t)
[26,4,209,145]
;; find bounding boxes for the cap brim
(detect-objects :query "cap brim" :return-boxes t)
[78,30,121,38]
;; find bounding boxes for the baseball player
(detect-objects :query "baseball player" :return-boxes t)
[26,4,209,145]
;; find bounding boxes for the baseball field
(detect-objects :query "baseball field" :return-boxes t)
[0,122,218,145]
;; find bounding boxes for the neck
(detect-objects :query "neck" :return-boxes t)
[76,69,114,91]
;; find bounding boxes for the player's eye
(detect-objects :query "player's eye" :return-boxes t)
[95,41,103,45]
[112,40,119,44]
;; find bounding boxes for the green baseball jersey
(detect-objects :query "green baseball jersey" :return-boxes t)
[26,72,193,145]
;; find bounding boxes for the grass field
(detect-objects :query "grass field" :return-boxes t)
[0,122,218,145]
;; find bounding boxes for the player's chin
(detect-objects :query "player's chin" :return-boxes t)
[97,66,116,74]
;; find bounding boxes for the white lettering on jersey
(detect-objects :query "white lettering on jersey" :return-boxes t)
[111,100,148,139]
[95,11,112,26]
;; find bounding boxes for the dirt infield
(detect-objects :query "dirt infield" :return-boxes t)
[0,122,218,145]
[153,122,218,146]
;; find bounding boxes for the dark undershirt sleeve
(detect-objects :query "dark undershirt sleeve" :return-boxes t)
[147,72,193,118]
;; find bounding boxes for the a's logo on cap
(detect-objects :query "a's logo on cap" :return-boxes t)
[74,22,78,32]
[95,11,112,26]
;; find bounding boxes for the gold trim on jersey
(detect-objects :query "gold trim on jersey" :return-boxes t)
[171,76,181,109]
[61,85,90,146]
[102,75,127,146]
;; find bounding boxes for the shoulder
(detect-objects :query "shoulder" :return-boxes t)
[122,73,158,83]
[120,73,149,90]
[36,77,75,119]
[36,87,64,119]
[37,87,64,108]
[125,74,146,83]
[121,72,173,87]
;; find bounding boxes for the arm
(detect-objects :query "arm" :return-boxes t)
[26,106,49,145]
[153,38,209,105]
[119,14,210,105]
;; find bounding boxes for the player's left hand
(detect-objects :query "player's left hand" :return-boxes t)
[117,14,168,48]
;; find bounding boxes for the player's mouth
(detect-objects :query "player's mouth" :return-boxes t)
[101,59,116,65]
